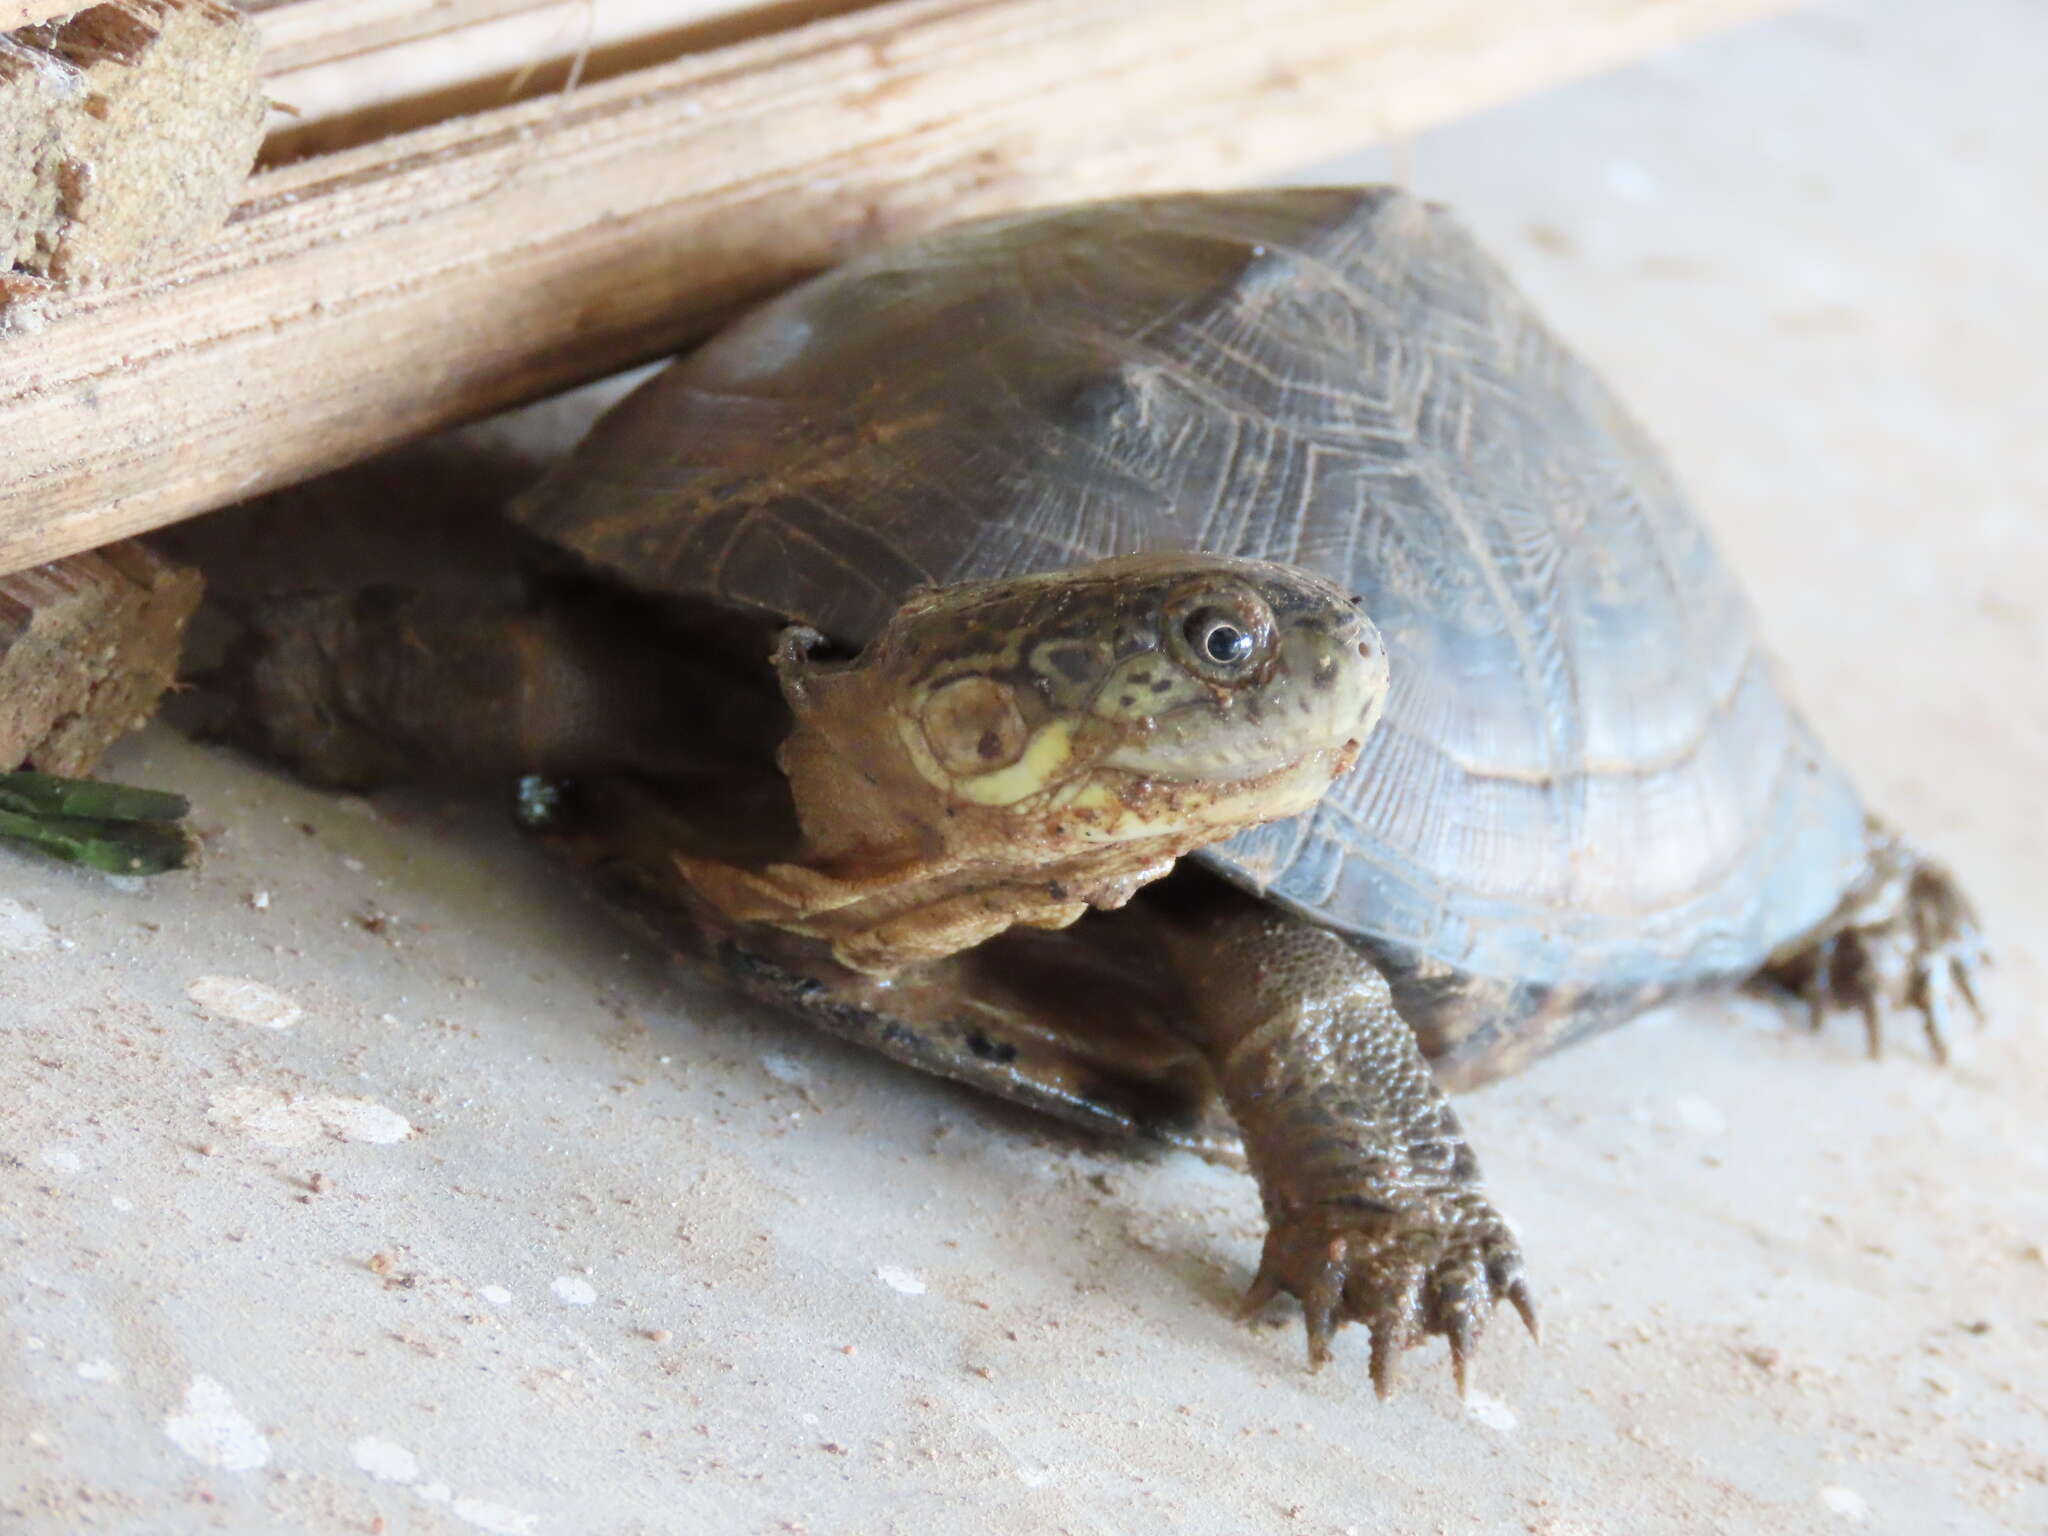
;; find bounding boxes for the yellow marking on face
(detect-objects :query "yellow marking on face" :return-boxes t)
[1091,654,1205,723]
[951,717,1077,806]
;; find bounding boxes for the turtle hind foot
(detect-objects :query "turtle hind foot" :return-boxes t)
[1767,823,1989,1064]
[1242,1188,1536,1399]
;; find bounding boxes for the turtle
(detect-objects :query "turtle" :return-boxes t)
[176,185,1985,1396]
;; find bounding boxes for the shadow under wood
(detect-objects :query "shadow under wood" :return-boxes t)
[260,0,886,167]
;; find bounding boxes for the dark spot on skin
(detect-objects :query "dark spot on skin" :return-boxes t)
[1150,678,1172,695]
[1245,698,1264,724]
[1127,670,1152,686]
[964,1030,1018,1064]
[1312,656,1337,689]
[1119,694,1136,709]
[1046,881,1069,900]
[977,730,1004,759]
[1041,645,1099,684]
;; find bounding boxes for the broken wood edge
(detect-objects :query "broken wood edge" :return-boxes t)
[0,541,202,774]
[2,0,266,285]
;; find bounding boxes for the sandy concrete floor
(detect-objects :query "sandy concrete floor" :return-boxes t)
[5,0,2045,1531]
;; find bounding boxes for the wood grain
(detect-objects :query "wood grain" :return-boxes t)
[0,543,201,773]
[0,0,1792,576]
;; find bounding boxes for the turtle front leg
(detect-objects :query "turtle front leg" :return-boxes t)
[1153,896,1535,1395]
[1763,819,1989,1062]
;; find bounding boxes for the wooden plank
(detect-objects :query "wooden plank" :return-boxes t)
[254,0,822,161]
[0,0,1794,577]
[250,0,831,77]
[250,0,567,73]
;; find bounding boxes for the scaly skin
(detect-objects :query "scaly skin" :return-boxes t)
[1153,896,1536,1395]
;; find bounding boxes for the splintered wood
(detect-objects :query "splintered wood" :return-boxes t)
[0,542,201,773]
[1,0,264,286]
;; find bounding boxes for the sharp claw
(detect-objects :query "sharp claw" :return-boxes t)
[1859,991,1883,1060]
[1951,953,1984,1021]
[1506,1277,1540,1343]
[1446,1312,1479,1399]
[1300,1237,1346,1369]
[1238,1257,1284,1322]
[1919,971,1953,1065]
[1368,1316,1399,1400]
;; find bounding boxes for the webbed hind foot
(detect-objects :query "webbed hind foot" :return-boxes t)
[1766,820,1988,1063]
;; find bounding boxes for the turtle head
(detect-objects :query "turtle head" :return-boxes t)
[777,552,1384,862]
[698,554,1384,974]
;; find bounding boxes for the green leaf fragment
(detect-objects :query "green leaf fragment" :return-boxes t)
[0,771,194,873]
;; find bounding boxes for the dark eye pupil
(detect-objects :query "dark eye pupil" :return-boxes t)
[1187,611,1254,665]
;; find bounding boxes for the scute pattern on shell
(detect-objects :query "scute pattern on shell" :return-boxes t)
[514,187,1870,1021]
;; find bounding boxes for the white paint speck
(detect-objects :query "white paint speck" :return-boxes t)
[163,1375,270,1471]
[875,1265,926,1296]
[1673,1094,1727,1137]
[76,1358,118,1383]
[1821,1486,1869,1521]
[417,1480,453,1504]
[103,875,146,894]
[23,1336,45,1351]
[452,1497,540,1534]
[248,890,271,911]
[479,1285,512,1306]
[1465,1391,1518,1432]
[39,1147,81,1173]
[110,1196,133,1212]
[342,856,366,873]
[351,1436,419,1483]
[188,976,305,1030]
[207,1087,413,1147]
[551,1275,596,1306]
[760,1053,810,1086]
[0,898,54,953]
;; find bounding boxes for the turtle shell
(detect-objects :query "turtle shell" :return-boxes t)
[513,187,1870,1066]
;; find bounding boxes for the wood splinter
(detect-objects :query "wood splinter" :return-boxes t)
[1,0,264,291]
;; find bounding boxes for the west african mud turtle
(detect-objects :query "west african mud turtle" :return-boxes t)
[201,187,1985,1393]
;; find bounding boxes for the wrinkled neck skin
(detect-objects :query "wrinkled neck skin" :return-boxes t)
[676,554,1385,977]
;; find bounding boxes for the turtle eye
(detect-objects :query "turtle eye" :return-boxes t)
[1185,610,1254,666]
[1169,590,1275,681]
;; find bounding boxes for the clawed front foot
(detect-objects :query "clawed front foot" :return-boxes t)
[1243,1187,1536,1397]
[1767,822,1989,1062]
